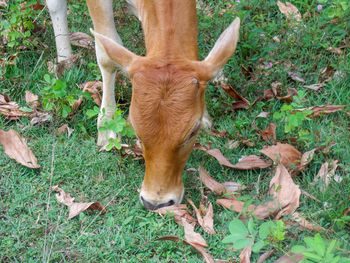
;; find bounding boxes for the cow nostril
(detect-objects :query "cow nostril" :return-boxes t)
[140,196,175,210]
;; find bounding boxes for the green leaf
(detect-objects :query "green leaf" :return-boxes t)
[258,222,270,240]
[222,233,244,244]
[325,240,337,258]
[314,234,325,256]
[292,245,307,254]
[86,106,100,119]
[228,219,248,237]
[233,238,253,250]
[303,251,323,261]
[251,240,265,253]
[61,104,71,118]
[44,74,51,83]
[247,217,255,235]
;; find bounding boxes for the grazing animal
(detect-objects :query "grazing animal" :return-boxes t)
[46,0,240,210]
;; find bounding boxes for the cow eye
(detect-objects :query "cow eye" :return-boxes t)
[188,121,201,140]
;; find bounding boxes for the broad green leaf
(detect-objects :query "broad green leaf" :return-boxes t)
[325,240,337,257]
[251,240,265,253]
[303,251,322,261]
[222,233,244,244]
[229,219,248,237]
[304,237,322,255]
[314,234,325,256]
[292,245,307,254]
[259,222,270,240]
[247,217,255,235]
[233,238,253,250]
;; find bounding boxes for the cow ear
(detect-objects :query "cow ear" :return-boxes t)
[90,29,139,71]
[200,17,240,80]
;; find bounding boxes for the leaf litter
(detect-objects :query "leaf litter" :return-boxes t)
[0,129,40,168]
[52,185,106,219]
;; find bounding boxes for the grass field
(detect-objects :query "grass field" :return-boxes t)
[0,0,349,262]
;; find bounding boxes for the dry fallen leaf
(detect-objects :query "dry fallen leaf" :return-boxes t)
[52,185,106,219]
[314,160,338,192]
[274,252,304,263]
[217,164,301,220]
[303,83,324,91]
[287,71,305,83]
[30,112,52,125]
[154,204,197,226]
[257,250,274,263]
[57,124,74,137]
[239,243,252,263]
[261,123,276,142]
[182,218,208,247]
[0,129,40,168]
[187,199,215,235]
[0,93,32,120]
[327,46,342,55]
[199,166,226,195]
[71,81,103,114]
[276,87,298,103]
[260,143,302,169]
[221,84,250,110]
[318,66,335,83]
[70,32,93,48]
[25,90,40,109]
[186,242,214,263]
[277,1,302,23]
[292,212,325,231]
[195,145,271,170]
[295,105,346,117]
[0,0,7,7]
[295,148,318,173]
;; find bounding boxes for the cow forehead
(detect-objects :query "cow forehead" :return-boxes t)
[129,65,205,146]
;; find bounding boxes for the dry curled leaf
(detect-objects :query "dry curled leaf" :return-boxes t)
[221,84,250,110]
[217,164,301,220]
[25,90,40,109]
[30,112,52,125]
[0,129,40,168]
[261,123,276,142]
[277,1,302,23]
[260,143,302,169]
[52,185,106,219]
[154,204,196,226]
[277,87,298,103]
[295,105,346,117]
[70,32,93,48]
[187,199,215,235]
[257,250,274,263]
[199,166,226,195]
[0,93,32,120]
[274,252,304,263]
[292,212,325,231]
[318,66,335,83]
[239,243,252,263]
[303,83,324,91]
[186,242,214,263]
[195,145,271,170]
[287,71,305,83]
[182,218,208,247]
[314,160,338,192]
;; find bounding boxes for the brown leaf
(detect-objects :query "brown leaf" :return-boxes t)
[303,83,325,91]
[156,236,180,242]
[261,123,276,142]
[0,0,7,7]
[57,124,74,137]
[81,81,103,106]
[314,160,338,192]
[221,84,250,110]
[327,47,342,55]
[199,166,226,195]
[277,1,302,22]
[217,164,301,220]
[287,71,305,83]
[70,32,93,49]
[257,250,274,263]
[52,185,106,219]
[122,139,144,159]
[187,199,215,235]
[55,54,81,76]
[318,66,335,83]
[276,88,298,103]
[186,242,215,263]
[222,181,245,193]
[239,243,252,263]
[295,148,317,173]
[182,218,208,247]
[269,164,301,218]
[25,90,40,109]
[296,105,346,117]
[292,212,325,231]
[274,252,304,263]
[154,204,197,226]
[196,145,271,170]
[0,93,32,120]
[0,129,40,168]
[260,143,302,169]
[30,112,52,125]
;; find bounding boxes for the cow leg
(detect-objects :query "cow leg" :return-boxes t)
[86,0,123,148]
[46,0,72,62]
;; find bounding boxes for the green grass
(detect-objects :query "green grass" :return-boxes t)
[1,0,349,262]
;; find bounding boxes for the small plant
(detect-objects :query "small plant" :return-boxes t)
[41,74,87,118]
[292,233,350,263]
[86,105,135,151]
[273,90,313,140]
[222,218,287,254]
[0,0,39,49]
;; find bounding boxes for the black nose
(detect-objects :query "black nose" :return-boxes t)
[141,196,175,210]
